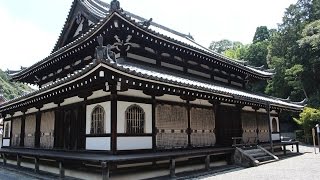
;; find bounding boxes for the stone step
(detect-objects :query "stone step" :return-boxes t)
[250,152,268,158]
[258,158,278,165]
[244,149,264,154]
[255,155,274,162]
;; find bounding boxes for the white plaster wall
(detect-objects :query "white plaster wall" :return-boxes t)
[189,99,212,106]
[220,103,236,107]
[257,108,267,113]
[12,111,23,117]
[2,139,10,146]
[61,96,84,106]
[41,103,58,111]
[86,102,111,134]
[118,89,151,99]
[26,107,38,114]
[156,94,185,103]
[272,133,281,141]
[242,106,255,112]
[86,137,110,150]
[117,101,152,133]
[117,137,152,150]
[87,90,110,100]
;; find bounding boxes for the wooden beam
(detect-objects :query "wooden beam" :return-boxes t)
[169,158,176,178]
[101,161,110,180]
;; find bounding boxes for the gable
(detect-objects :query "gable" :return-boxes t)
[53,0,102,52]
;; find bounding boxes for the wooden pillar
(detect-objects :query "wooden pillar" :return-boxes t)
[1,118,4,148]
[267,104,274,153]
[35,109,41,148]
[169,158,176,178]
[205,155,210,170]
[35,157,40,173]
[187,101,191,148]
[59,161,65,179]
[152,96,156,151]
[20,112,26,147]
[111,85,118,155]
[296,143,299,153]
[101,161,109,180]
[2,154,6,165]
[17,155,21,167]
[255,109,259,144]
[283,145,287,155]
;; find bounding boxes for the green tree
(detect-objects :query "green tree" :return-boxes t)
[253,26,270,43]
[0,69,33,100]
[223,43,248,60]
[294,107,320,137]
[209,39,241,53]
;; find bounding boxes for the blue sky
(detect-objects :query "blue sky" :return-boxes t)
[0,0,296,70]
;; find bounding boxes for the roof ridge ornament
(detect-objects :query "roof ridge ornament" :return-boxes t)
[110,0,121,12]
[186,33,194,40]
[94,35,115,63]
[141,18,153,28]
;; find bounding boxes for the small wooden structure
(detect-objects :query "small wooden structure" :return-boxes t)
[0,0,304,179]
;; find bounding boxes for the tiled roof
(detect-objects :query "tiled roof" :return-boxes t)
[0,57,304,112]
[12,0,273,81]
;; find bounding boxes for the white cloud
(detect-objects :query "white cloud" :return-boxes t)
[0,6,56,70]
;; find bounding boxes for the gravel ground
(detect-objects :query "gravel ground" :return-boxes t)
[195,145,320,180]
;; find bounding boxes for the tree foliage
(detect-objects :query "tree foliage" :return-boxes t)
[0,69,33,100]
[253,26,270,43]
[209,39,243,54]
[294,107,320,135]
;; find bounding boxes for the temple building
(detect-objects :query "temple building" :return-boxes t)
[0,0,304,179]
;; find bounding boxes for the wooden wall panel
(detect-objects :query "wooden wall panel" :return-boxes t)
[190,107,216,147]
[241,112,257,144]
[40,111,55,149]
[156,104,188,149]
[11,118,21,147]
[257,114,270,142]
[24,114,36,147]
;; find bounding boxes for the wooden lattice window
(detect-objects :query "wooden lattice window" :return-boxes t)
[90,105,105,134]
[126,105,145,134]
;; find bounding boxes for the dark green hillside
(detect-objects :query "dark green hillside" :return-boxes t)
[0,69,34,100]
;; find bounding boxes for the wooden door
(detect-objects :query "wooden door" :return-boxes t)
[215,105,242,146]
[54,105,85,150]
